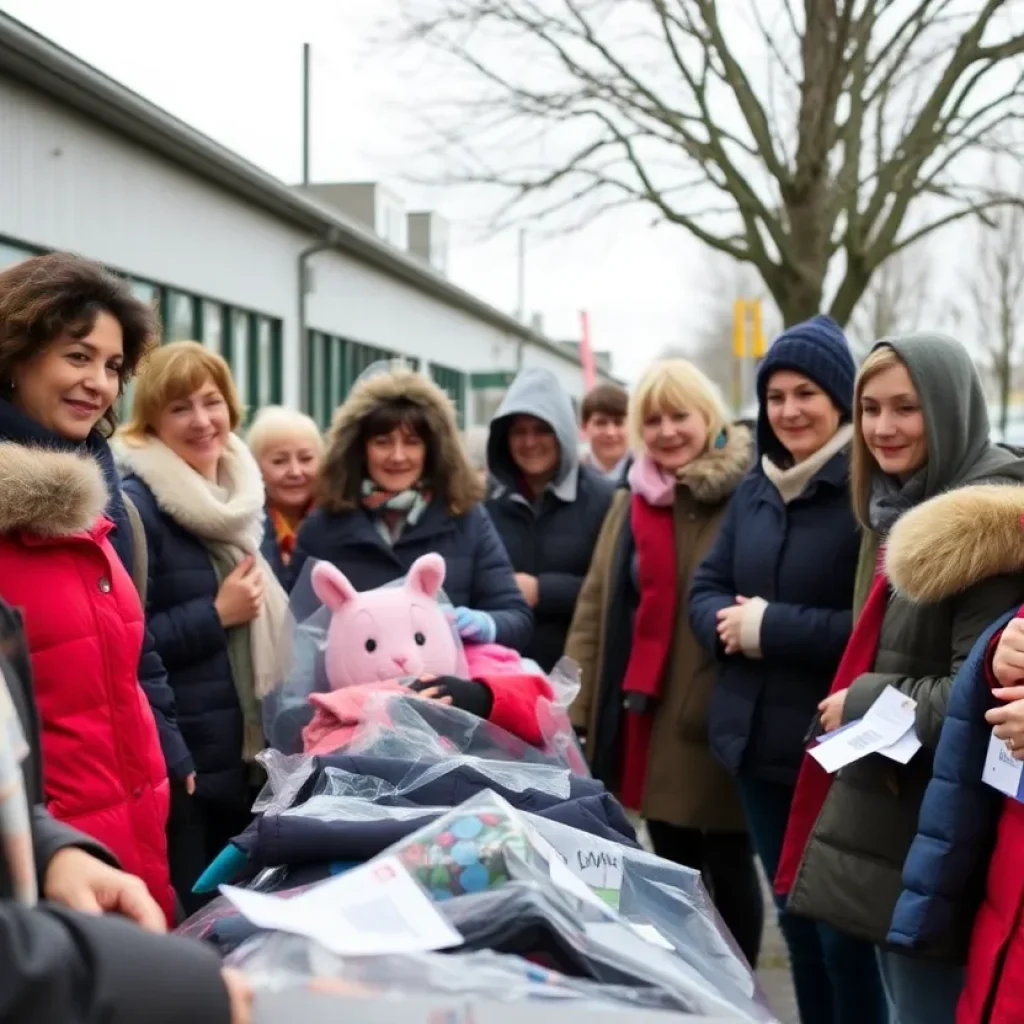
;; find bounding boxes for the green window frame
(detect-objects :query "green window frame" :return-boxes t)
[306,330,351,430]
[430,362,467,428]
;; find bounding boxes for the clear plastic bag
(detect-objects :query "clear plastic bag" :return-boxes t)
[263,555,586,775]
[217,792,776,1022]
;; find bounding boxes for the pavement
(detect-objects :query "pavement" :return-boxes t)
[755,873,800,1023]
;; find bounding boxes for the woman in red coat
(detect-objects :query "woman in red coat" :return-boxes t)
[0,253,177,923]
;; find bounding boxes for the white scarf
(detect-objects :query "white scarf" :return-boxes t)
[120,433,288,699]
[761,423,854,505]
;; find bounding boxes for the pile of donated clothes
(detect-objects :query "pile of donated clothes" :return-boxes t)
[174,555,779,1023]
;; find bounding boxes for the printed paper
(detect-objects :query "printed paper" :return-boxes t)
[983,728,1024,799]
[221,855,463,956]
[809,686,918,774]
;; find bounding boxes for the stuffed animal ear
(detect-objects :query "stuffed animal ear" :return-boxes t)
[405,553,446,600]
[311,560,359,613]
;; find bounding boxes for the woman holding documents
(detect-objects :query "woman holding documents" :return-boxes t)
[690,315,884,1024]
[777,334,1024,1024]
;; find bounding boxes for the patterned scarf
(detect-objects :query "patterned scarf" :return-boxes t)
[268,504,308,566]
[361,479,431,545]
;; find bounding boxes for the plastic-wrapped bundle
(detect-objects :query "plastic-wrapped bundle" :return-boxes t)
[263,552,586,775]
[203,792,776,1022]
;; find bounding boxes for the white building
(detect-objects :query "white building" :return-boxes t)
[0,13,617,429]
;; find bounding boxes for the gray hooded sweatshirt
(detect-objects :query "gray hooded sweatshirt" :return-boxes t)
[485,368,614,670]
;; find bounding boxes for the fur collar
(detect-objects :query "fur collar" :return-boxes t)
[677,423,753,505]
[887,484,1024,603]
[0,443,109,537]
[320,367,481,515]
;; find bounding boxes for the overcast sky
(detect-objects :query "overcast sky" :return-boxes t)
[0,0,718,381]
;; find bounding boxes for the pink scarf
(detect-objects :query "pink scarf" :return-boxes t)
[628,453,676,507]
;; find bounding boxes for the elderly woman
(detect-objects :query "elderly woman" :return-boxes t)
[247,406,323,589]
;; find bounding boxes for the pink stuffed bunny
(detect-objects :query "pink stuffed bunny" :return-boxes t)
[302,554,553,755]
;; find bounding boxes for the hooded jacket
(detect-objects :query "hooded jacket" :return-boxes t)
[787,333,1024,945]
[292,368,532,651]
[486,368,614,670]
[568,424,753,830]
[0,599,231,1024]
[0,443,176,923]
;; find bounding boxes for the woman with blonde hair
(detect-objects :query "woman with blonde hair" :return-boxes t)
[690,315,885,1022]
[118,341,289,911]
[565,357,762,965]
[777,334,1024,1024]
[247,406,323,589]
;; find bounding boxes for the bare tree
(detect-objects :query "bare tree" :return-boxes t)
[847,244,935,357]
[663,250,780,410]
[967,188,1024,438]
[381,0,1024,326]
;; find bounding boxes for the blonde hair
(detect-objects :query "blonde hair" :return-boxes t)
[119,340,244,446]
[851,344,904,526]
[247,405,323,461]
[628,359,728,453]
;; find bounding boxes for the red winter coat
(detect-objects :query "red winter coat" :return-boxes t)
[0,444,175,923]
[961,610,1024,1024]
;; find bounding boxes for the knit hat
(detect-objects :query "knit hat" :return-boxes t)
[755,314,855,459]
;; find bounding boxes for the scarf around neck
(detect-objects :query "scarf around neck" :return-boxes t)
[868,468,928,536]
[119,433,289,761]
[361,479,431,544]
[762,424,854,505]
[627,452,677,508]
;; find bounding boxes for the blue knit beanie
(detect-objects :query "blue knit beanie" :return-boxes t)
[755,314,856,459]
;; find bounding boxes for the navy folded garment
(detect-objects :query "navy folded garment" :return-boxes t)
[233,755,637,870]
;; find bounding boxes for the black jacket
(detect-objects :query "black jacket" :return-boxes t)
[0,600,229,1024]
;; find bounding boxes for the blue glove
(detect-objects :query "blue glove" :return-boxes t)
[453,607,497,644]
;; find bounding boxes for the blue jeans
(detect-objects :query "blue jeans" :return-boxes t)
[738,775,889,1024]
[877,950,961,1024]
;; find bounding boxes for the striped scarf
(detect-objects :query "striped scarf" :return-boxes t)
[361,479,431,544]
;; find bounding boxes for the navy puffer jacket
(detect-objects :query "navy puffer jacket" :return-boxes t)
[123,476,249,809]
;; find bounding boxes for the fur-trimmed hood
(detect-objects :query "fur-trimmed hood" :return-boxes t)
[0,442,109,537]
[320,367,482,515]
[677,423,753,504]
[887,484,1024,603]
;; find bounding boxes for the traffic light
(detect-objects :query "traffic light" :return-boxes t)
[732,299,765,360]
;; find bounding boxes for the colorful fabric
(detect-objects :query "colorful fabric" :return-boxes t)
[774,560,890,896]
[267,504,307,566]
[360,479,431,544]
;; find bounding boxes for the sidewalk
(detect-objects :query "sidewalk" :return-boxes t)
[756,873,799,1024]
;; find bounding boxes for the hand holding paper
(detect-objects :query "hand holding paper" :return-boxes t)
[986,686,1024,761]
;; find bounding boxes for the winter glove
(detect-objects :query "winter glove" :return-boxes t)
[452,607,497,644]
[409,676,495,719]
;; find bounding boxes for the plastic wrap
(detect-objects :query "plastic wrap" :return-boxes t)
[263,556,586,775]
[206,792,774,1022]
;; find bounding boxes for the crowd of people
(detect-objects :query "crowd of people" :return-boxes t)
[2,250,1024,1024]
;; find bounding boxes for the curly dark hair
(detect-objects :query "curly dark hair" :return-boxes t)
[0,251,159,431]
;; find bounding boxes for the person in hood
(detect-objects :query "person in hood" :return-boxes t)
[690,316,886,1024]
[0,598,251,1024]
[292,364,532,652]
[566,358,763,968]
[776,335,1024,1024]
[486,367,614,670]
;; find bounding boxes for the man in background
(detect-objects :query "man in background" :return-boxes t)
[580,383,629,481]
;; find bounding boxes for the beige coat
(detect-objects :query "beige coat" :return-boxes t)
[565,426,752,832]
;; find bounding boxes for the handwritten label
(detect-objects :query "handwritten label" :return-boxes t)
[983,728,1024,799]
[569,846,623,892]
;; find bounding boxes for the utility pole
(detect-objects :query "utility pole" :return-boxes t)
[302,43,311,186]
[515,229,526,321]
